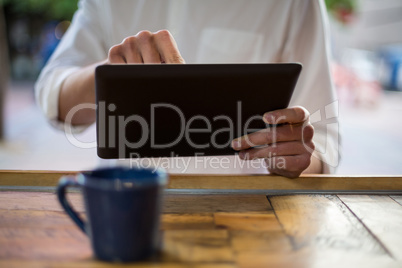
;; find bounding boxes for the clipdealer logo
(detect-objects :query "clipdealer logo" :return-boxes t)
[65,101,262,151]
[63,100,339,170]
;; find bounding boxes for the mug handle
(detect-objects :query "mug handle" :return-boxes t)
[57,176,86,234]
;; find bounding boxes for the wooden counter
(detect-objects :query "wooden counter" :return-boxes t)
[1,171,402,267]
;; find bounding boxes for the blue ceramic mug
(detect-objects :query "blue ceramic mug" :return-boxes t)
[57,166,168,262]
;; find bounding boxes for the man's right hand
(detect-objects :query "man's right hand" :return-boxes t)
[59,30,184,125]
[107,30,185,64]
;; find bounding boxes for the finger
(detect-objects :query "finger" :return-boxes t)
[121,36,143,63]
[153,30,185,64]
[135,31,163,63]
[263,106,309,125]
[140,44,163,63]
[239,140,315,160]
[266,154,312,178]
[232,122,314,150]
[108,45,126,63]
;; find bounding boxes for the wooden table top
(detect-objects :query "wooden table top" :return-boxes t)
[1,171,402,268]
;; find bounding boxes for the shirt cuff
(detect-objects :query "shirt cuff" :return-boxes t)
[312,131,341,174]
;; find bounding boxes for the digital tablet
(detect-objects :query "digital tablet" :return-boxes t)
[95,63,302,159]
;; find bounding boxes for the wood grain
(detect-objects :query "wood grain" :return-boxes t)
[2,170,402,191]
[0,195,89,261]
[214,212,281,231]
[230,230,295,268]
[163,194,272,213]
[162,230,233,263]
[0,209,213,231]
[339,195,402,261]
[1,190,402,267]
[168,174,402,191]
[0,209,84,228]
[161,213,215,230]
[0,260,236,268]
[0,192,272,213]
[0,170,77,186]
[0,227,91,260]
[0,192,270,264]
[0,191,84,212]
[268,195,394,266]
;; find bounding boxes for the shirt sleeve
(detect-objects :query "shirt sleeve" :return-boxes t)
[281,0,341,173]
[34,0,108,132]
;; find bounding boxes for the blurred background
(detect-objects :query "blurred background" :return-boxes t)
[0,0,401,174]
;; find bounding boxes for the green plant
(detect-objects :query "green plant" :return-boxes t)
[325,0,357,24]
[0,0,79,20]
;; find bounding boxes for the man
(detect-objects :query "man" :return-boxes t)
[35,0,339,178]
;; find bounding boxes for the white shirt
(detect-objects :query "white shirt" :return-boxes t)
[35,0,339,174]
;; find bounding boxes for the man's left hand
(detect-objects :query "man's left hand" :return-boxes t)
[231,106,315,178]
